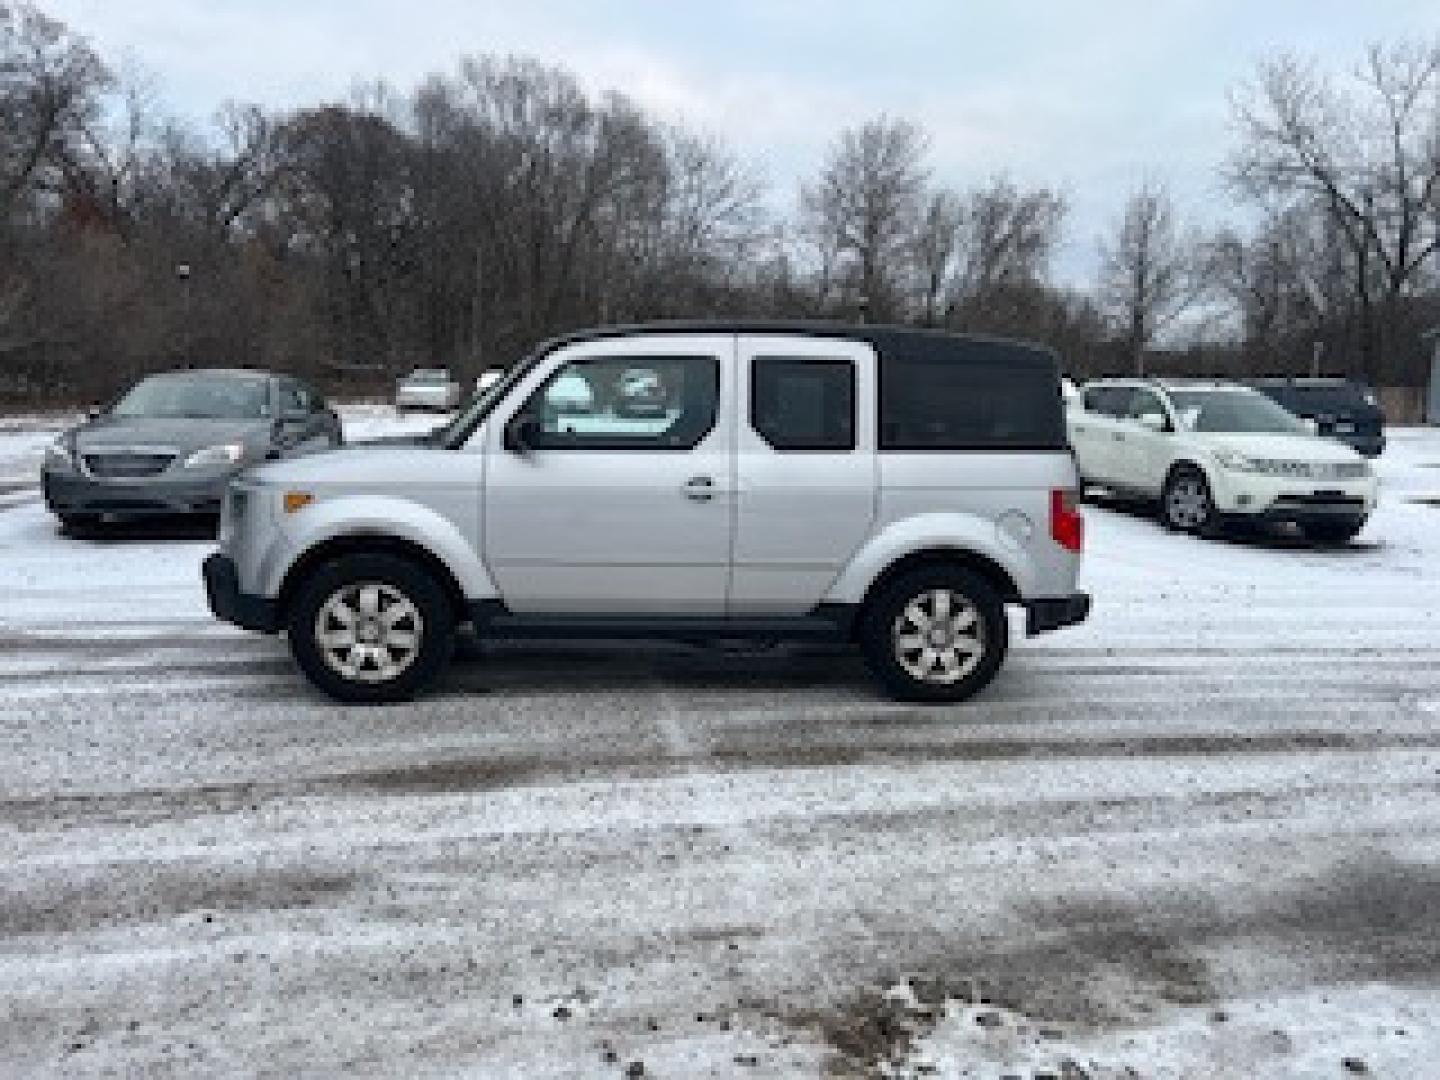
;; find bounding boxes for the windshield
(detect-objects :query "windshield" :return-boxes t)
[110,374,271,420]
[432,353,541,448]
[1169,389,1306,434]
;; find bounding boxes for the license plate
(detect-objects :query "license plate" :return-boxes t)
[1334,422,1355,433]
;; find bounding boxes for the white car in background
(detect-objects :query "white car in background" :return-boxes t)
[395,368,460,413]
[1070,378,1377,545]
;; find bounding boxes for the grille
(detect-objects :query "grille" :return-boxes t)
[1273,494,1367,510]
[83,452,175,478]
[1250,459,1368,481]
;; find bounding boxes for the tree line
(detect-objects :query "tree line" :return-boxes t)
[2,2,1438,405]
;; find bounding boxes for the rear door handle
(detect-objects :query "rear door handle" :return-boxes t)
[1113,432,1126,442]
[682,476,715,501]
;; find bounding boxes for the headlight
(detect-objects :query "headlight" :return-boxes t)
[1214,449,1260,473]
[44,435,75,468]
[183,443,246,468]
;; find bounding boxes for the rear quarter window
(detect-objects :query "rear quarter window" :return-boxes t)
[879,345,1065,451]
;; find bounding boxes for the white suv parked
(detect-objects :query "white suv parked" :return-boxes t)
[1070,378,1377,543]
[204,323,1090,704]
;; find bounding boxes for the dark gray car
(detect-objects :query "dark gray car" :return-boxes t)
[42,369,343,530]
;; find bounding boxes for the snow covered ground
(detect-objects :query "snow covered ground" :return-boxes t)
[1,408,1439,1078]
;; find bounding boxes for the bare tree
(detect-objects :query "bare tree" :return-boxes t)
[948,177,1066,330]
[800,116,929,320]
[1230,40,1440,381]
[1098,181,1200,374]
[912,189,963,325]
[0,2,109,225]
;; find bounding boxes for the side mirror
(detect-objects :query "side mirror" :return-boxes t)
[1302,417,1319,435]
[87,405,101,420]
[506,416,541,455]
[1138,412,1168,432]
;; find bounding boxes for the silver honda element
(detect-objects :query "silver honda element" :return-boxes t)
[204,323,1090,704]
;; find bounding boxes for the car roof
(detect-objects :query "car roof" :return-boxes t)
[1083,377,1252,393]
[535,320,1060,370]
[1249,377,1365,388]
[143,368,274,381]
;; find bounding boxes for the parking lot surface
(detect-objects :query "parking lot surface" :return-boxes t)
[1,412,1438,1077]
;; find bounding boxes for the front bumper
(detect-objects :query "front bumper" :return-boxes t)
[1209,470,1377,523]
[203,554,282,634]
[1025,593,1091,636]
[42,466,232,518]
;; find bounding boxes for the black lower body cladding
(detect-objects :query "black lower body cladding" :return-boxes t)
[203,554,281,633]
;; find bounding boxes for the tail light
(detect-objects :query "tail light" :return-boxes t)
[1051,488,1083,553]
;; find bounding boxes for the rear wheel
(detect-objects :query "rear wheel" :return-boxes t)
[858,566,1008,704]
[1302,519,1366,547]
[1161,466,1216,535]
[287,553,454,704]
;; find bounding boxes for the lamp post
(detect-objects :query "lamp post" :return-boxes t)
[175,262,193,365]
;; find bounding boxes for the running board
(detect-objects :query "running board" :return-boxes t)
[468,602,854,643]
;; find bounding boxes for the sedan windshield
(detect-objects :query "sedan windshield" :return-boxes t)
[111,374,271,420]
[1168,389,1305,435]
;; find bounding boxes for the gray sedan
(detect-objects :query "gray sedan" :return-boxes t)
[41,369,342,530]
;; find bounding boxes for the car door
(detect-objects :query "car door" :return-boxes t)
[1071,385,1124,482]
[1119,387,1174,496]
[483,334,734,615]
[732,335,875,614]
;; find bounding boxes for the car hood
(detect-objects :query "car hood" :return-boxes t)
[1201,432,1363,463]
[73,416,273,454]
[246,442,468,486]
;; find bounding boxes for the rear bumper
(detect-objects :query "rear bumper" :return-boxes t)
[203,554,281,634]
[1025,593,1091,636]
[42,468,231,518]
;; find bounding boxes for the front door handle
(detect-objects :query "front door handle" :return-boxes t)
[1113,432,1126,442]
[682,476,715,501]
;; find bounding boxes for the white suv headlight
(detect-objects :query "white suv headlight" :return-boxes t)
[184,443,246,468]
[45,435,76,467]
[1214,449,1260,473]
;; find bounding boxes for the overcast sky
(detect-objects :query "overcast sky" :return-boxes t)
[38,0,1440,282]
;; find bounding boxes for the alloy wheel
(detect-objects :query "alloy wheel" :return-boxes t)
[314,581,424,683]
[890,588,986,685]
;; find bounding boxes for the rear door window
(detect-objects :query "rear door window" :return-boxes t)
[751,357,855,451]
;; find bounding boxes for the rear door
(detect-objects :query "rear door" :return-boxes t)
[732,335,875,614]
[483,334,735,615]
[1072,385,1125,482]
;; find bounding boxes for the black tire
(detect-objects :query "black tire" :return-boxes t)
[287,553,454,704]
[1160,466,1216,535]
[857,565,1008,704]
[1302,519,1366,547]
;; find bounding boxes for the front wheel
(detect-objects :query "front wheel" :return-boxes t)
[287,553,454,704]
[858,566,1008,704]
[1161,467,1216,535]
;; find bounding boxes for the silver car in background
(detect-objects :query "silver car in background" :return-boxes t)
[41,368,342,532]
[395,368,460,412]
